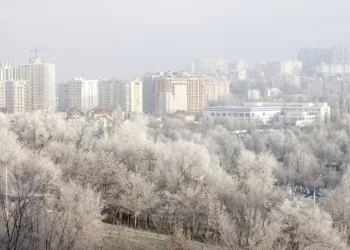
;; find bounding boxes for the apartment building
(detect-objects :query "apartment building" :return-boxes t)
[98,79,130,113]
[130,79,142,113]
[0,61,17,81]
[272,75,300,89]
[66,77,99,110]
[18,57,56,112]
[205,76,230,103]
[142,72,164,114]
[5,80,30,114]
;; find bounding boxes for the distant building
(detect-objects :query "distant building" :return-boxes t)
[332,45,350,64]
[142,72,163,114]
[243,102,331,124]
[57,83,69,112]
[0,61,17,81]
[0,81,5,111]
[130,79,143,113]
[264,88,281,99]
[158,85,187,115]
[98,79,130,113]
[185,62,196,74]
[154,72,206,114]
[5,80,30,114]
[67,77,99,110]
[203,106,281,124]
[229,60,249,71]
[98,78,142,114]
[297,48,332,71]
[245,89,261,100]
[229,70,247,80]
[323,78,348,95]
[279,110,316,127]
[303,78,323,97]
[315,62,350,76]
[272,75,300,89]
[205,76,230,103]
[257,60,302,77]
[195,57,229,75]
[18,57,56,112]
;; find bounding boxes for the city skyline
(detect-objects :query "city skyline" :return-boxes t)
[2,0,350,81]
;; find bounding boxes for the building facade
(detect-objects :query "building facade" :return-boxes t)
[5,80,30,114]
[203,106,281,124]
[67,77,99,110]
[244,102,331,124]
[130,79,143,113]
[332,45,350,64]
[297,48,332,70]
[0,61,17,81]
[205,76,230,103]
[195,57,229,75]
[18,57,56,112]
[98,79,130,113]
[158,85,187,115]
[142,73,163,114]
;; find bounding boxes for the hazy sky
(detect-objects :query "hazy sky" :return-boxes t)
[1,0,350,82]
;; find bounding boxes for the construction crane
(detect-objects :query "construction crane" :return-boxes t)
[30,48,50,58]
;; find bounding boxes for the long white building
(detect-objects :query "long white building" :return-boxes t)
[18,57,56,112]
[204,102,331,127]
[244,102,331,124]
[203,106,281,124]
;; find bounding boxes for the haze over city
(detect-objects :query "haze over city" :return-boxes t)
[1,0,350,81]
[4,1,350,249]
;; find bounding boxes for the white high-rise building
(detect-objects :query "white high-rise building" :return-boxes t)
[158,84,187,115]
[67,77,98,110]
[18,57,56,112]
[5,80,30,114]
[332,45,350,64]
[0,61,17,81]
[130,79,142,113]
[142,73,164,114]
[57,83,69,112]
[0,81,5,111]
[98,79,130,113]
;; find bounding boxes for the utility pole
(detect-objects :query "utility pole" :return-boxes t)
[313,187,316,209]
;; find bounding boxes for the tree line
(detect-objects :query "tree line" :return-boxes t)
[1,111,350,249]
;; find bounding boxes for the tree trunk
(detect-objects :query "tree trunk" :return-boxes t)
[134,214,137,230]
[147,215,150,230]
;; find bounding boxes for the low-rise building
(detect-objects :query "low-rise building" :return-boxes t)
[244,102,331,124]
[203,106,281,124]
[245,89,261,100]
